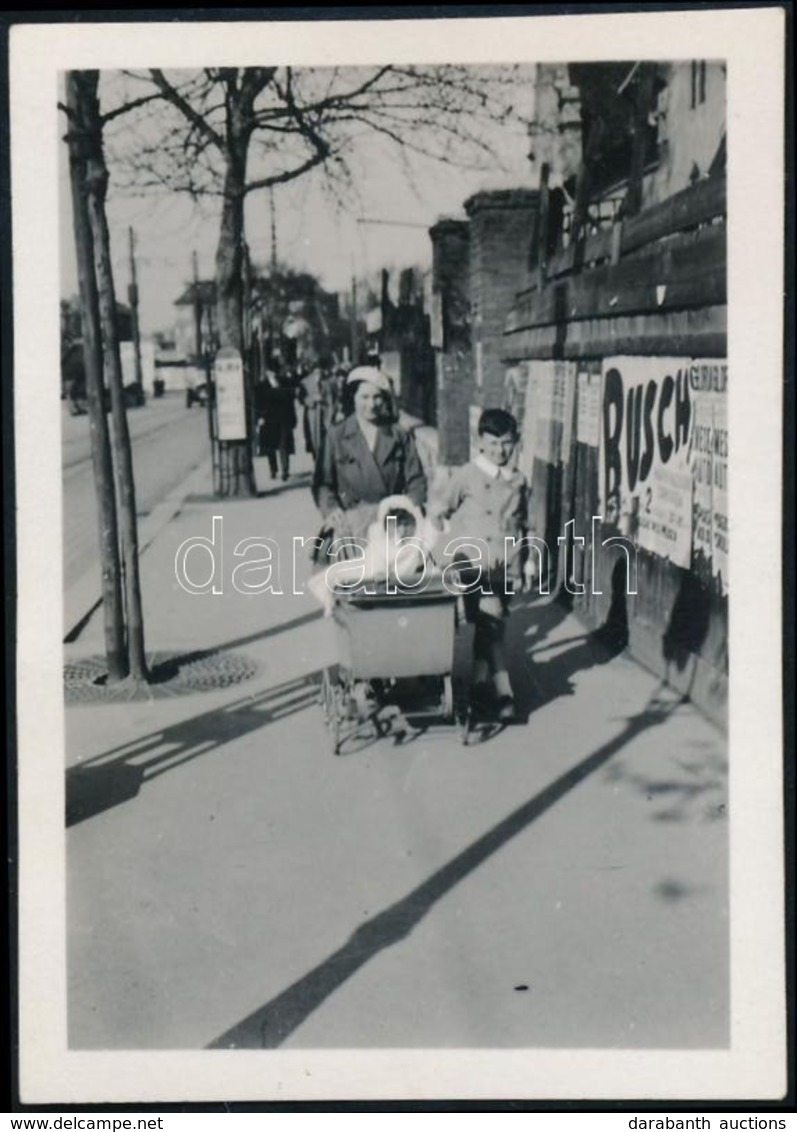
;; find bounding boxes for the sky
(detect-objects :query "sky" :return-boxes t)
[59,66,537,336]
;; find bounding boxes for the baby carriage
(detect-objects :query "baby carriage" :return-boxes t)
[319,572,473,754]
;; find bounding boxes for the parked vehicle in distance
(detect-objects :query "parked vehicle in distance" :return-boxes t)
[123,382,146,409]
[185,381,210,408]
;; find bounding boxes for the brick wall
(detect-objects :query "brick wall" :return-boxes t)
[435,349,473,465]
[464,189,539,412]
[429,218,472,465]
[427,193,540,466]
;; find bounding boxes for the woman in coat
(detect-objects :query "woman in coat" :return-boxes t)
[312,366,427,544]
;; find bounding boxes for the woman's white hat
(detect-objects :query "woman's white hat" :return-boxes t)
[346,365,393,395]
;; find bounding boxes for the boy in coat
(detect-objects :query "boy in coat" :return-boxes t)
[432,408,531,722]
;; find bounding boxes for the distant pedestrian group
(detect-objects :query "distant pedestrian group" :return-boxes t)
[254,357,345,482]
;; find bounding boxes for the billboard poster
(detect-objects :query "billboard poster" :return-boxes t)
[688,360,728,592]
[711,386,728,591]
[599,357,693,567]
[518,359,576,481]
[575,361,602,448]
[214,348,247,441]
[553,358,575,461]
[518,363,540,483]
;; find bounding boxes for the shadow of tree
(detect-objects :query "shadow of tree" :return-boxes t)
[207,688,679,1050]
[66,671,323,827]
[602,746,727,826]
[653,878,705,902]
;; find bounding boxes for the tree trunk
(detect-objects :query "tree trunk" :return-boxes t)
[80,71,149,682]
[213,128,255,497]
[65,72,127,682]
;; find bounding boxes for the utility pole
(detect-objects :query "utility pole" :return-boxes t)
[268,188,278,358]
[128,226,143,388]
[241,235,256,460]
[242,236,252,353]
[191,250,215,447]
[349,273,358,366]
[192,249,202,359]
[269,186,278,274]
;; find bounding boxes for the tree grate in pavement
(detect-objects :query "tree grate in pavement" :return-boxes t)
[64,649,259,704]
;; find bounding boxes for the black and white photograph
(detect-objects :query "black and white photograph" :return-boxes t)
[10,7,788,1107]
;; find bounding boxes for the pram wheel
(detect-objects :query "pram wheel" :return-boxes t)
[321,668,342,754]
[441,675,454,722]
[352,680,374,721]
[460,705,473,746]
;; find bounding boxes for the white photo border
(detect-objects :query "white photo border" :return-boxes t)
[11,6,787,1104]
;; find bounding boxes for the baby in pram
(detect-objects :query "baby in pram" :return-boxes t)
[308,494,437,615]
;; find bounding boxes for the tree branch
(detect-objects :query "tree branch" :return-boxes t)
[101,90,165,125]
[244,146,332,195]
[149,69,225,152]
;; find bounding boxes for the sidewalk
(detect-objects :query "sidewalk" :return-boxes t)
[64,444,728,1052]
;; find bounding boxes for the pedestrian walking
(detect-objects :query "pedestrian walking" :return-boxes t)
[312,365,427,547]
[298,362,326,460]
[254,360,297,482]
[431,408,532,723]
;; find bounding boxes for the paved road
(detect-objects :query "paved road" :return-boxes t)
[62,394,211,590]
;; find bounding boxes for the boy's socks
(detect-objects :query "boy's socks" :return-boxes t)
[492,669,513,700]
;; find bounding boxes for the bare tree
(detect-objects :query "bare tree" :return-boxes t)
[63,71,148,682]
[65,72,127,682]
[104,64,529,494]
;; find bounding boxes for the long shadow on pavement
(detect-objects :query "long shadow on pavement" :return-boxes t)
[177,607,323,659]
[66,671,322,827]
[208,685,683,1050]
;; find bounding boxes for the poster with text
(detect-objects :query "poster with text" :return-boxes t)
[214,348,247,441]
[599,357,694,567]
[689,360,728,592]
[519,359,576,481]
[576,361,603,448]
